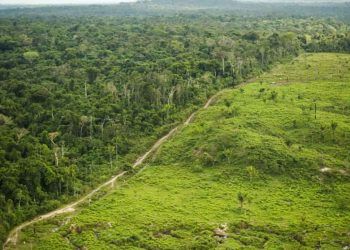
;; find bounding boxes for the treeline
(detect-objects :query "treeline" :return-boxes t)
[0,14,350,243]
[1,1,350,23]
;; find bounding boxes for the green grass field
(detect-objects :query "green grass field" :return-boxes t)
[13,53,350,249]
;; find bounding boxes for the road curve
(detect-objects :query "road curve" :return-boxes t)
[3,93,219,250]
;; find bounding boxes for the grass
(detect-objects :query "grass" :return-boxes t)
[14,53,350,249]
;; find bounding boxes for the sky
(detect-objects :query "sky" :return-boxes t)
[0,0,136,5]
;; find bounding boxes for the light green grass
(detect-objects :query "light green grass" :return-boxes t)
[15,53,350,249]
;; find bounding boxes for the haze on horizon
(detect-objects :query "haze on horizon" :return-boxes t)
[1,0,348,5]
[0,0,136,5]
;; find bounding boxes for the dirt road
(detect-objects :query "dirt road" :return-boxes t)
[3,93,219,250]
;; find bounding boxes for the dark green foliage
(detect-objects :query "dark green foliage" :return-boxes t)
[237,192,246,209]
[86,67,98,84]
[243,32,260,42]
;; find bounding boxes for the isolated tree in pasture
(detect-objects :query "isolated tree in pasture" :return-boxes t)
[246,166,258,181]
[314,102,317,119]
[237,192,246,209]
[270,90,278,101]
[285,139,293,148]
[331,121,338,140]
[320,124,326,141]
[224,99,231,108]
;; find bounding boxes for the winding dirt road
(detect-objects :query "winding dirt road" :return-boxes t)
[3,93,219,250]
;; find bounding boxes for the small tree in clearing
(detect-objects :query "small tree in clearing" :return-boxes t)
[330,121,338,140]
[246,166,258,181]
[270,90,278,101]
[237,192,246,210]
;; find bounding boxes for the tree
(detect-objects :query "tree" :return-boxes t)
[270,90,278,101]
[48,132,59,146]
[331,121,338,140]
[237,192,246,210]
[16,128,28,143]
[246,166,258,181]
[80,116,89,137]
[87,67,99,84]
[23,51,39,63]
[105,82,118,100]
[213,36,234,76]
[243,31,260,42]
[314,101,317,119]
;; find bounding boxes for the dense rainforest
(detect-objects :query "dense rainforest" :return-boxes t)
[1,0,350,245]
[1,1,350,23]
